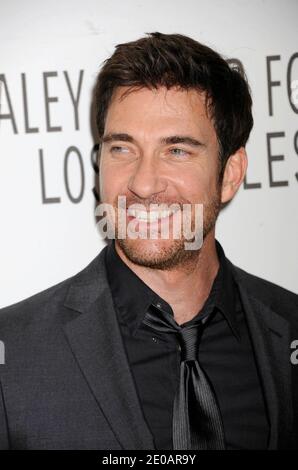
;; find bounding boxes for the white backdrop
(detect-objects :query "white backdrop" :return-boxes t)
[0,0,297,308]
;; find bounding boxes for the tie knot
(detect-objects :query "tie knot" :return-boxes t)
[178,324,203,361]
[143,305,205,362]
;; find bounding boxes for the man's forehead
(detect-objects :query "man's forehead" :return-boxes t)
[105,85,214,142]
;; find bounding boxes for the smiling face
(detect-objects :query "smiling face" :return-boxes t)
[99,85,223,270]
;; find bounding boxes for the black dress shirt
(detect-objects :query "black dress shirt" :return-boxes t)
[105,239,270,450]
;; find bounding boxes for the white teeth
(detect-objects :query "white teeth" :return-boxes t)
[127,209,174,221]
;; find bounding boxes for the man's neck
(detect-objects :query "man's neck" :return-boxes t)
[114,233,220,325]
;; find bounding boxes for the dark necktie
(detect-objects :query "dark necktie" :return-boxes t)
[143,304,225,450]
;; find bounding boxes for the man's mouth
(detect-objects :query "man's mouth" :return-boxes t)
[126,208,178,222]
[125,208,183,236]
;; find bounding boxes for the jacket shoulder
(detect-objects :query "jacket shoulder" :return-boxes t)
[230,261,298,321]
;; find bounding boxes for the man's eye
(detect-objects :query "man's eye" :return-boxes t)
[170,148,189,156]
[110,146,130,154]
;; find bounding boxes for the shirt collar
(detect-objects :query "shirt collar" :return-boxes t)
[105,239,241,341]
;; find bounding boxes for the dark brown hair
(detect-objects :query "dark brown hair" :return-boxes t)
[95,32,253,174]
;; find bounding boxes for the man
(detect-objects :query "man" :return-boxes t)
[0,32,297,450]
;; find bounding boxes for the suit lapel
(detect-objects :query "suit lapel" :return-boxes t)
[234,272,293,449]
[62,247,155,450]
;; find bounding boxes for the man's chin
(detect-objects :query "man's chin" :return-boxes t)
[115,237,199,270]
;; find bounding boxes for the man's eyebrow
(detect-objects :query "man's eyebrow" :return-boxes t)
[101,133,205,147]
[160,135,205,147]
[101,133,134,144]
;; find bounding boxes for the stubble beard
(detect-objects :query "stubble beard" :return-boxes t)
[115,188,222,271]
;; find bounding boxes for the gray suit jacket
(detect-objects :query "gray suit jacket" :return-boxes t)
[0,245,297,449]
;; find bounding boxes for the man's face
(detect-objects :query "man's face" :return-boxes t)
[99,86,222,270]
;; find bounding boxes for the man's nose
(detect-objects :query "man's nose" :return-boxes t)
[127,155,167,199]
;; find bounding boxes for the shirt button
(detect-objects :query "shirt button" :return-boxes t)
[156,302,162,309]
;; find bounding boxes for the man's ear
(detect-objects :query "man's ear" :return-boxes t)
[221,147,248,204]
